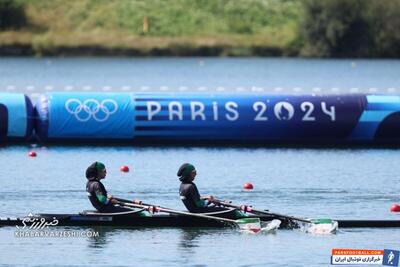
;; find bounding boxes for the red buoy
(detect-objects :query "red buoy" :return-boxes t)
[120,165,129,172]
[28,151,37,157]
[243,182,254,190]
[390,203,400,212]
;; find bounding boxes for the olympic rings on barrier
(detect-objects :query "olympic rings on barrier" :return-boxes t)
[65,98,118,122]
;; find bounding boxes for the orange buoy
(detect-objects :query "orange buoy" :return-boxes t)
[243,182,253,190]
[120,165,130,172]
[28,151,37,157]
[390,203,400,212]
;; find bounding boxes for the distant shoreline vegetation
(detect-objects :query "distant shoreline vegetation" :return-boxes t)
[0,0,399,57]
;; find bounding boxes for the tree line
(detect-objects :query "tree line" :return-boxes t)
[1,0,400,57]
[298,0,400,57]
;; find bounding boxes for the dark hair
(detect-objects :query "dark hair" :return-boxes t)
[86,162,98,179]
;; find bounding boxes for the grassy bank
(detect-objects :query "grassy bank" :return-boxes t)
[0,0,301,56]
[1,0,400,57]
[0,31,294,56]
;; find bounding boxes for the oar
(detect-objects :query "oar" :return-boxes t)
[114,198,262,233]
[213,199,333,225]
[114,197,169,210]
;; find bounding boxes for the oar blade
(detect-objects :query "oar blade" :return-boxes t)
[306,219,338,235]
[235,218,262,234]
[311,218,333,224]
[261,219,281,233]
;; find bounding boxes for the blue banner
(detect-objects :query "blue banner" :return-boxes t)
[38,92,135,139]
[34,92,400,142]
[0,93,33,140]
[133,93,365,140]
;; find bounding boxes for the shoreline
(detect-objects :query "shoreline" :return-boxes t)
[1,43,399,58]
[0,44,285,57]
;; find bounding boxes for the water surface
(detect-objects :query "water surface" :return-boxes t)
[0,146,398,267]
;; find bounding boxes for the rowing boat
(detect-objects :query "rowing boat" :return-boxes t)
[1,209,284,228]
[1,209,399,229]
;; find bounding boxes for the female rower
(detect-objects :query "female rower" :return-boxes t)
[86,162,141,213]
[178,163,229,214]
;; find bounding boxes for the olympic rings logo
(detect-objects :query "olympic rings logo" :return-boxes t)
[65,98,118,122]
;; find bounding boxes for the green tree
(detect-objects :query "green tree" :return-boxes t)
[367,0,400,57]
[0,0,27,30]
[299,0,371,57]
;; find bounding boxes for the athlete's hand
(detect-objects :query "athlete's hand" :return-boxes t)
[133,199,142,205]
[107,195,118,204]
[202,195,214,202]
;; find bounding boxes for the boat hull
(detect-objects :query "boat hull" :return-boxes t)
[1,213,400,229]
[1,213,291,228]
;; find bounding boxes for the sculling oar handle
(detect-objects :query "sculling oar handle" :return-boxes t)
[213,199,312,224]
[115,198,263,233]
[114,197,166,210]
[212,199,256,212]
[214,200,258,213]
[114,198,236,224]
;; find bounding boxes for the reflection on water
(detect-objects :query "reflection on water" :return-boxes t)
[177,228,225,251]
[0,223,399,267]
[86,227,112,249]
[178,229,202,251]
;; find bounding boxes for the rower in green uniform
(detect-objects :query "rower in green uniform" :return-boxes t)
[86,162,142,213]
[178,163,239,215]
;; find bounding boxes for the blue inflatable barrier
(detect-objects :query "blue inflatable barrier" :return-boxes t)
[35,93,134,140]
[0,93,33,141]
[34,92,400,143]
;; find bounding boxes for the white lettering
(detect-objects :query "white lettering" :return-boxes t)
[253,101,268,121]
[225,101,239,121]
[301,102,315,121]
[321,102,336,121]
[168,101,183,120]
[147,101,161,121]
[190,101,206,120]
[212,101,218,121]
